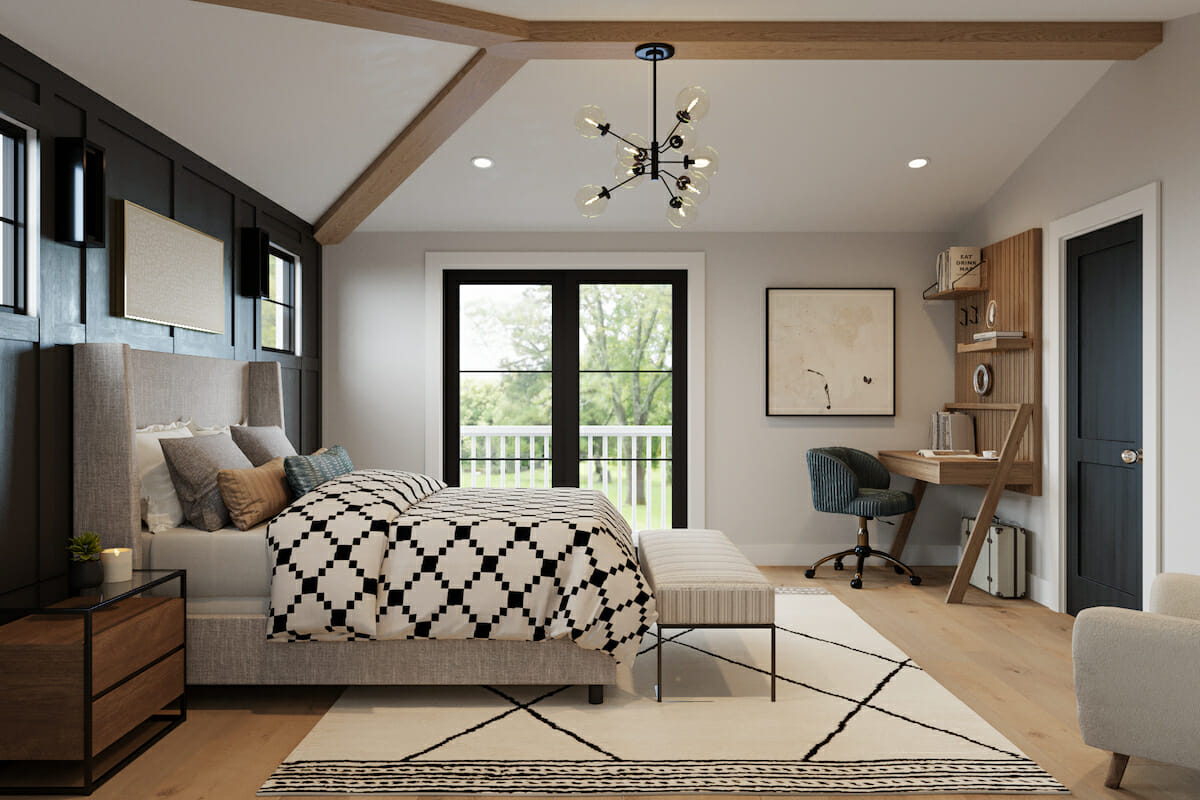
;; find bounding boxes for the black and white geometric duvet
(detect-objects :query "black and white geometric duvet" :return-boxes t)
[266,471,657,665]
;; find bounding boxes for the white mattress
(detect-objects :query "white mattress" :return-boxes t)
[140,523,271,602]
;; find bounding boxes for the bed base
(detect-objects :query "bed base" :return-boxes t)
[187,614,613,702]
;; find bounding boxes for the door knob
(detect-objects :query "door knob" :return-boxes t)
[1120,448,1143,464]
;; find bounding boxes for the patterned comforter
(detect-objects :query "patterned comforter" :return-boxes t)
[266,470,656,664]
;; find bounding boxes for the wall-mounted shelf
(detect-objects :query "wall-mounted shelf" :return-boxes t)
[956,337,1033,354]
[923,285,987,301]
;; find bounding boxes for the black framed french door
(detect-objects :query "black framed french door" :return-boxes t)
[443,269,687,528]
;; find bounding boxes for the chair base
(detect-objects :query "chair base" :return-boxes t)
[804,517,921,589]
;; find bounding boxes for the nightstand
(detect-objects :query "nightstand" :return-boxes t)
[0,569,186,795]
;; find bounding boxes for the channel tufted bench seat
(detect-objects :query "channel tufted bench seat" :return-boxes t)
[638,528,775,702]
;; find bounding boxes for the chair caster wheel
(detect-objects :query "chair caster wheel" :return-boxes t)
[804,569,816,579]
[850,578,863,590]
[909,575,922,586]
[894,565,905,574]
[833,560,845,571]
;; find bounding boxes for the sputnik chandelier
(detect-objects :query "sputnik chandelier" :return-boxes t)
[574,43,719,229]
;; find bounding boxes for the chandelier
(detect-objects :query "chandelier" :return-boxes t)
[574,43,719,229]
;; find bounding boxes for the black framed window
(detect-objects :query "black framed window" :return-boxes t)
[444,269,687,528]
[260,246,296,353]
[0,119,27,312]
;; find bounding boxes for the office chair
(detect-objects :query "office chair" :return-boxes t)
[804,447,921,589]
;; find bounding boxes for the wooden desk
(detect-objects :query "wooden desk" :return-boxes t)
[878,403,1034,604]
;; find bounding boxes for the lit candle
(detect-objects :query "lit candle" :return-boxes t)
[100,547,132,583]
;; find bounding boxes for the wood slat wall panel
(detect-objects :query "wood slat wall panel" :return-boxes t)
[954,229,1042,495]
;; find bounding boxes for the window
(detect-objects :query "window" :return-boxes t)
[0,118,28,311]
[260,246,297,353]
[443,270,687,528]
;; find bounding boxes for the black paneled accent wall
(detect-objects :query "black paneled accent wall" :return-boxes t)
[0,34,322,595]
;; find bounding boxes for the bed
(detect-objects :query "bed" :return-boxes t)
[72,343,655,701]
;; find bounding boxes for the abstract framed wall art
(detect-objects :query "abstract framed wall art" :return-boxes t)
[766,287,895,416]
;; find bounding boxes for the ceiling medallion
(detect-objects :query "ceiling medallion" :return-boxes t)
[574,43,719,229]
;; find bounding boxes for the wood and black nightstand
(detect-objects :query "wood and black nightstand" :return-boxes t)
[0,569,186,795]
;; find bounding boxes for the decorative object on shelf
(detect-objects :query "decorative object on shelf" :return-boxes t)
[986,299,999,329]
[973,363,993,397]
[67,531,103,592]
[935,247,982,292]
[100,547,133,583]
[54,137,106,247]
[117,200,225,334]
[574,43,718,229]
[766,288,895,416]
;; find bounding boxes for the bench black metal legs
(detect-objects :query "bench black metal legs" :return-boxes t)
[655,623,776,702]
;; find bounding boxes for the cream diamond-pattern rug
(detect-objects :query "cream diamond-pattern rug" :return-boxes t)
[260,590,1066,795]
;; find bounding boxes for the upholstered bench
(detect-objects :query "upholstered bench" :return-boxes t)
[638,528,776,702]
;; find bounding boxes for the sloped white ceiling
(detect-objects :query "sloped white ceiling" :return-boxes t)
[0,1,1197,233]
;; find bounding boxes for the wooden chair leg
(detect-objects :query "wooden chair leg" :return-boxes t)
[1105,753,1130,789]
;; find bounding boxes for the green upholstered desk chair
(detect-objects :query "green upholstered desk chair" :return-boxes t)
[804,447,921,589]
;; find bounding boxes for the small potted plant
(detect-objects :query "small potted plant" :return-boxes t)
[67,531,104,592]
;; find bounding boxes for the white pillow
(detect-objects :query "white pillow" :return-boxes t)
[188,419,244,437]
[135,423,193,532]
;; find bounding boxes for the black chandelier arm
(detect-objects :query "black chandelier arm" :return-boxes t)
[605,128,649,154]
[656,119,685,153]
[603,172,643,193]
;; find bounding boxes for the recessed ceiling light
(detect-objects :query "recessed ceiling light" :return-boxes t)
[471,156,494,169]
[908,157,929,169]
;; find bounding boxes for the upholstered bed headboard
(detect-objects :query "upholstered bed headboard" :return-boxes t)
[73,343,285,561]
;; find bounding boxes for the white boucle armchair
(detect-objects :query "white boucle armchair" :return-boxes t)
[1072,572,1200,789]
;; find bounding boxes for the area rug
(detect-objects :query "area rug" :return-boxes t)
[260,589,1067,795]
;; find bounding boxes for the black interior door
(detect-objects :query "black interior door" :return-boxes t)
[1066,216,1142,614]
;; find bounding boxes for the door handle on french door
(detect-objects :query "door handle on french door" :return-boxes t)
[1120,448,1143,464]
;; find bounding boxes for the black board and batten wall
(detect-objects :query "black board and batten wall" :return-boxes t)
[0,34,322,597]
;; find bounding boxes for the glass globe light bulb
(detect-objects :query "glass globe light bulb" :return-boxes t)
[689,145,720,177]
[666,195,698,229]
[575,185,608,218]
[574,105,607,138]
[615,133,649,167]
[676,171,710,204]
[675,86,710,123]
[667,122,698,155]
[614,162,645,190]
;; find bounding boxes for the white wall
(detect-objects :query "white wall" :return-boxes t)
[956,13,1200,598]
[323,231,966,566]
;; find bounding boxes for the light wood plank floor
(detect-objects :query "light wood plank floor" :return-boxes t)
[27,566,1200,800]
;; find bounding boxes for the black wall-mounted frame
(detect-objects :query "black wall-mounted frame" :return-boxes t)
[54,137,106,247]
[240,226,270,298]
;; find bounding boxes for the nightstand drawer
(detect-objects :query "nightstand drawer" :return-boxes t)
[92,597,183,694]
[92,649,184,756]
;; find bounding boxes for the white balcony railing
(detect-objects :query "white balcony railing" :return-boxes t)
[458,424,672,530]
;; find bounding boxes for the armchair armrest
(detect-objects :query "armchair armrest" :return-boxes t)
[1150,572,1200,621]
[1072,606,1200,773]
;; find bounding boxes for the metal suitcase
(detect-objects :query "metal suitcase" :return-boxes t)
[959,517,1027,598]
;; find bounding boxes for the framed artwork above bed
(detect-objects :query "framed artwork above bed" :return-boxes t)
[765,287,895,416]
[116,200,225,334]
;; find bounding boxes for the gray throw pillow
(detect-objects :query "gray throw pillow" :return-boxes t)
[160,433,253,531]
[284,445,354,497]
[231,425,298,467]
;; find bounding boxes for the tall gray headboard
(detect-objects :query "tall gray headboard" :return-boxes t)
[73,343,284,559]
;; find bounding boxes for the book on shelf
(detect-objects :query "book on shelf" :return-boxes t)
[972,331,1024,341]
[930,410,976,453]
[935,246,982,291]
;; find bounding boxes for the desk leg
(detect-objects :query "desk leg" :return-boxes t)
[946,403,1033,604]
[889,480,927,562]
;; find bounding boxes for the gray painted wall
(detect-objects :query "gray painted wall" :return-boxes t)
[322,231,964,566]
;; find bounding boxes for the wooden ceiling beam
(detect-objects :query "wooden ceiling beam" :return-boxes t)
[494,20,1162,60]
[314,49,525,245]
[193,0,528,47]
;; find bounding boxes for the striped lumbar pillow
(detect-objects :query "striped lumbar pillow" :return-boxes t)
[218,456,292,530]
[283,445,354,497]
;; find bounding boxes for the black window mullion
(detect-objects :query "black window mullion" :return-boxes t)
[670,271,687,526]
[551,274,579,488]
[442,273,463,485]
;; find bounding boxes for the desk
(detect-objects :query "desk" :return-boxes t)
[878,403,1035,604]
